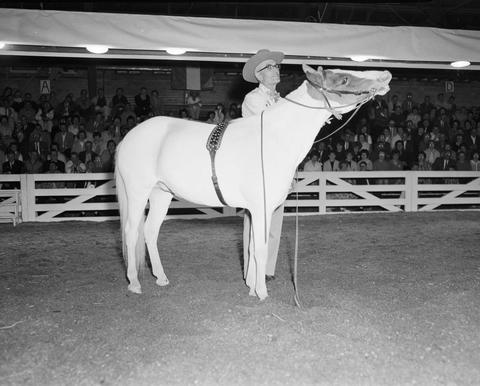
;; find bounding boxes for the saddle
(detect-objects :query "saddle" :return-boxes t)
[206,121,229,206]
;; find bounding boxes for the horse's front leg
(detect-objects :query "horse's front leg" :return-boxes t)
[250,211,272,300]
[245,219,256,296]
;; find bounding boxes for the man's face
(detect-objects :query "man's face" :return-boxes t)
[255,59,280,86]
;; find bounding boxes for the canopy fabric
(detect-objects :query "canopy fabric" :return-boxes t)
[0,8,479,69]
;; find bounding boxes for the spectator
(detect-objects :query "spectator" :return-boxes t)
[12,132,28,161]
[419,95,434,117]
[186,91,202,120]
[390,105,405,127]
[111,87,129,118]
[226,103,239,122]
[323,151,340,171]
[53,119,75,155]
[2,149,24,174]
[100,140,116,172]
[65,152,86,173]
[333,142,346,162]
[389,151,404,171]
[179,108,190,120]
[373,150,391,171]
[371,133,391,161]
[303,152,322,171]
[89,111,107,134]
[213,103,225,124]
[424,140,440,165]
[455,151,471,171]
[465,128,479,154]
[91,88,109,118]
[150,89,162,116]
[71,130,88,154]
[357,133,371,152]
[78,140,98,165]
[358,149,373,171]
[75,89,93,122]
[470,151,480,171]
[0,115,13,146]
[55,93,74,120]
[343,151,358,171]
[91,131,105,155]
[134,87,152,119]
[412,151,431,171]
[102,117,122,145]
[402,92,417,114]
[432,150,455,171]
[28,131,49,160]
[46,149,66,173]
[24,150,44,173]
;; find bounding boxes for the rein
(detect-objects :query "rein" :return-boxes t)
[283,79,376,143]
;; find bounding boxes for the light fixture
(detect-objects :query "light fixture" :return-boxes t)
[450,60,470,68]
[166,47,187,55]
[350,55,370,62]
[0,42,5,49]
[86,45,109,54]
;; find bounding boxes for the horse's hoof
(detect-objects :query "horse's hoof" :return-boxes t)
[156,277,169,286]
[128,283,142,294]
[249,288,256,297]
[257,290,268,301]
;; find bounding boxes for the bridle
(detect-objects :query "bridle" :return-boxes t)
[284,77,379,143]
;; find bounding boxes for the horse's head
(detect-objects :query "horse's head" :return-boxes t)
[302,64,391,114]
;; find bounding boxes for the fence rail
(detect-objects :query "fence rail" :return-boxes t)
[1,171,479,223]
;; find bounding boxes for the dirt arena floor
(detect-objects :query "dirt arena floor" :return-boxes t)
[1,211,479,386]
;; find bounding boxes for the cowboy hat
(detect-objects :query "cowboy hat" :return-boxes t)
[242,49,284,83]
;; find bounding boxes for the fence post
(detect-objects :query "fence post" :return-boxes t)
[22,174,36,221]
[319,173,327,214]
[404,172,416,212]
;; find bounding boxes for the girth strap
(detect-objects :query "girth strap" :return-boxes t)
[206,122,229,206]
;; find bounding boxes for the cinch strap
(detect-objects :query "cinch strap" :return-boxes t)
[206,122,229,206]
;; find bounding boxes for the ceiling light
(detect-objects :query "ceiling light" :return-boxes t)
[0,42,5,49]
[350,55,370,62]
[166,47,187,55]
[86,45,109,54]
[450,60,470,68]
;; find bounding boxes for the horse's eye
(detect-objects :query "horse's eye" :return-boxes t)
[342,77,349,85]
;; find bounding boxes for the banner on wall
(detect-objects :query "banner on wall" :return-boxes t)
[40,80,51,94]
[171,66,214,90]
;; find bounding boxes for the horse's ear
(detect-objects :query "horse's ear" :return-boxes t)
[302,64,316,74]
[317,66,323,72]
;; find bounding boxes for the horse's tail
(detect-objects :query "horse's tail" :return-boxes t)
[115,153,146,274]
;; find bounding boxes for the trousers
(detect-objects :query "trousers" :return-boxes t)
[243,202,285,277]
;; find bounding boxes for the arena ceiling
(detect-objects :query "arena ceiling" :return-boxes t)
[1,0,479,30]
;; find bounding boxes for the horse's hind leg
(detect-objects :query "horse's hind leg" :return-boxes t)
[249,210,272,300]
[144,188,173,287]
[125,191,150,294]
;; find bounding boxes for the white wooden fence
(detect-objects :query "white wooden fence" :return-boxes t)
[1,171,479,223]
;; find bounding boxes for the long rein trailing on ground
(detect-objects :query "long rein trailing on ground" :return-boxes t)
[271,78,378,307]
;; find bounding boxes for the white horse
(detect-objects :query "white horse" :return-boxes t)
[115,64,391,300]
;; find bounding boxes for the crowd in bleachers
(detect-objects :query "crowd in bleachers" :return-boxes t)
[300,92,480,172]
[1,84,480,182]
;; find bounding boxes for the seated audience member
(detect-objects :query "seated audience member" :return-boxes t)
[0,115,13,145]
[91,88,109,118]
[351,142,362,163]
[134,87,152,119]
[89,111,107,133]
[89,155,105,173]
[53,119,75,155]
[111,87,129,118]
[179,108,190,120]
[213,103,225,124]
[186,91,202,120]
[412,151,431,171]
[343,151,358,171]
[8,142,25,162]
[333,142,346,162]
[79,141,98,164]
[424,140,440,165]
[389,151,404,171]
[372,150,391,171]
[2,149,25,174]
[402,92,417,114]
[303,152,323,171]
[323,151,340,172]
[455,151,471,171]
[225,103,239,122]
[71,130,88,154]
[465,128,479,153]
[28,131,49,161]
[390,105,405,127]
[92,131,106,155]
[100,140,117,172]
[371,133,392,161]
[393,140,411,169]
[24,150,44,174]
[316,141,329,164]
[206,111,216,124]
[406,107,421,128]
[65,152,86,173]
[432,150,456,171]
[357,133,371,152]
[75,89,93,122]
[102,117,122,145]
[46,149,66,173]
[470,151,480,171]
[358,149,373,171]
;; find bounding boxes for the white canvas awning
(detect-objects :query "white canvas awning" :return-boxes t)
[0,8,479,70]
